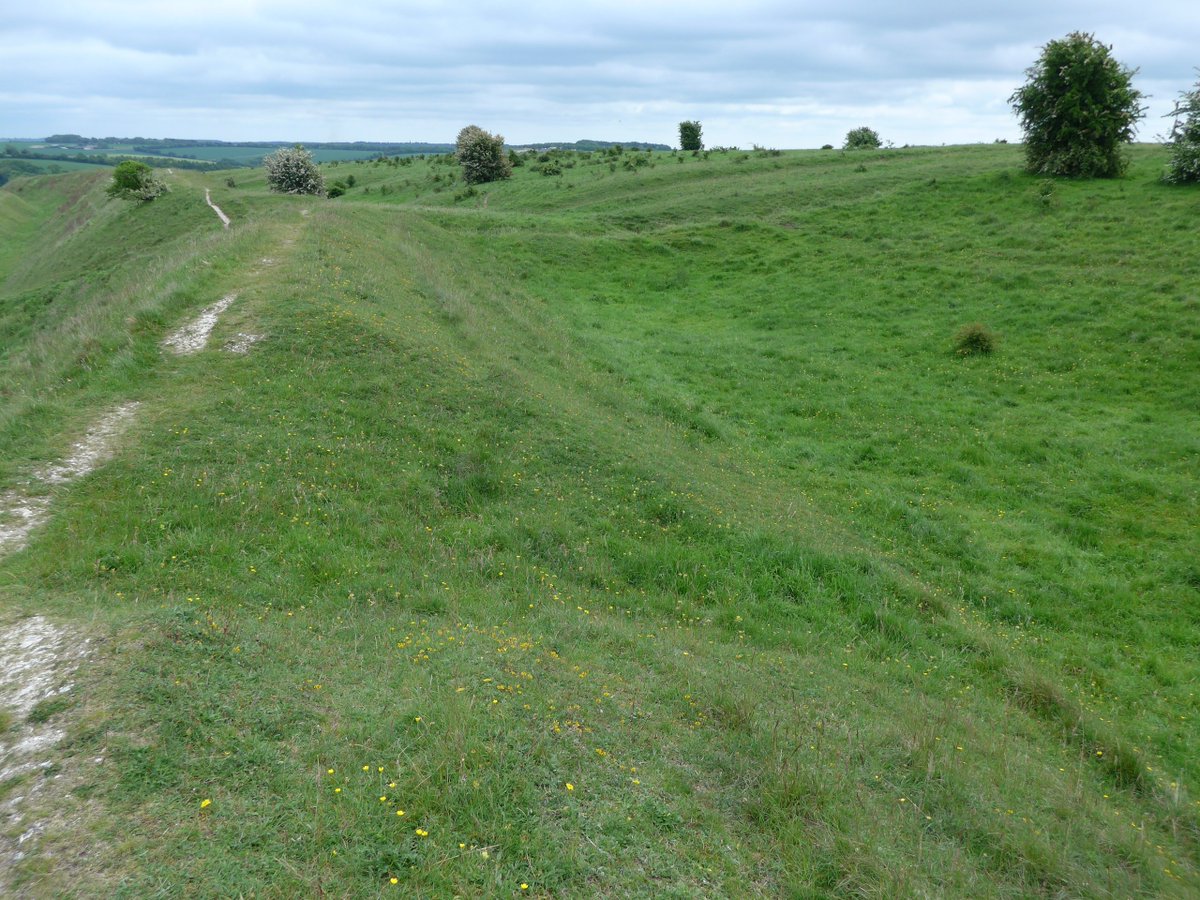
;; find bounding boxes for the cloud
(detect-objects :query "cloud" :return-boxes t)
[2,1,1196,146]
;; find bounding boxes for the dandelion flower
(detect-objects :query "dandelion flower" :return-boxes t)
[566,783,574,791]
[200,799,212,809]
[415,828,429,837]
[390,877,398,884]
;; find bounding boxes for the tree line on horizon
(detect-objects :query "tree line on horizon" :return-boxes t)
[94,30,1199,203]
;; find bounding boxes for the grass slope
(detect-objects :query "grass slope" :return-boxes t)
[0,146,1196,897]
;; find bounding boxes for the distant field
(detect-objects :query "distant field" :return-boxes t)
[0,157,106,173]
[0,145,1196,897]
[174,145,386,164]
[25,143,408,166]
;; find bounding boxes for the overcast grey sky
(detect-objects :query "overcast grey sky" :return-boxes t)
[2,1,1195,147]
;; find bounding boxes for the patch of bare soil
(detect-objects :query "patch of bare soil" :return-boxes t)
[161,293,237,355]
[204,188,231,229]
[0,403,140,557]
[0,496,53,558]
[0,617,91,881]
[224,332,265,354]
[38,403,139,486]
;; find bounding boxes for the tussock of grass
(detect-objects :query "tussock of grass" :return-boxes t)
[25,695,73,725]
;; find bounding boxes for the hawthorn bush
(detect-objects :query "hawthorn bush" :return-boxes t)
[1010,32,1144,178]
[455,126,512,185]
[844,127,882,150]
[679,121,703,152]
[1164,73,1200,184]
[264,145,325,195]
[106,161,167,202]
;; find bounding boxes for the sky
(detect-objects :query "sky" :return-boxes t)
[2,1,1196,148]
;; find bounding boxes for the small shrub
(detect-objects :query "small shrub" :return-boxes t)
[327,184,345,198]
[679,120,703,151]
[1163,74,1200,185]
[456,125,512,185]
[1009,32,1145,178]
[844,127,882,150]
[821,144,834,150]
[954,323,998,356]
[224,176,236,188]
[1036,179,1056,208]
[106,160,168,202]
[264,145,325,195]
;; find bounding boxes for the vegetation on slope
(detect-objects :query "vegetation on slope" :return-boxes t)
[0,145,1196,896]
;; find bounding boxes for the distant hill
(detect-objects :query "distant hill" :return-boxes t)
[35,135,672,155]
[510,139,672,151]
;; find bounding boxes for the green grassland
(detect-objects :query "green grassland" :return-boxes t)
[9,143,389,171]
[167,145,386,164]
[0,145,1197,896]
[0,158,109,175]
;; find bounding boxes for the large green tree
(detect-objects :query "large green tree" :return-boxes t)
[455,125,512,185]
[678,120,703,152]
[1010,32,1145,178]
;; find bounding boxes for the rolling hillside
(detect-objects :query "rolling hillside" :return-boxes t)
[0,145,1197,897]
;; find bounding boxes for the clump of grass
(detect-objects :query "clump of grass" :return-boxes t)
[27,695,73,724]
[953,322,997,356]
[1036,178,1055,209]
